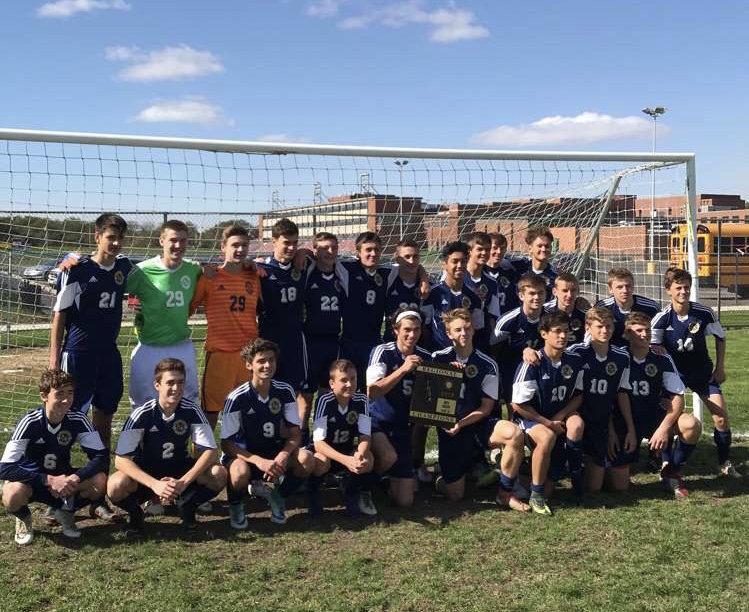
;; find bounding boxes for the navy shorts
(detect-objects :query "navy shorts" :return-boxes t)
[60,347,123,415]
[681,370,722,398]
[437,418,498,484]
[514,417,567,481]
[582,420,610,468]
[373,423,413,479]
[306,335,340,390]
[611,410,665,467]
[340,336,380,393]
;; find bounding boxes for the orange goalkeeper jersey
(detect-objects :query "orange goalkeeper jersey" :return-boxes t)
[190,267,260,352]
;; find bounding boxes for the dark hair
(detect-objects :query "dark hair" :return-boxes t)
[396,238,419,250]
[313,231,338,246]
[39,369,75,395]
[555,272,578,287]
[489,232,507,248]
[540,311,570,333]
[525,226,553,245]
[95,213,127,236]
[391,306,423,329]
[625,311,652,330]
[517,272,546,293]
[607,267,634,285]
[154,358,186,382]
[160,219,189,235]
[466,231,491,249]
[355,231,382,250]
[222,224,250,243]
[329,359,357,378]
[664,267,692,289]
[272,218,299,239]
[440,241,469,261]
[240,338,280,363]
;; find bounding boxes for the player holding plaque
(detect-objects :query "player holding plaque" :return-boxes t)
[431,309,529,510]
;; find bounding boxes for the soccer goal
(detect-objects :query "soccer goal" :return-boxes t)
[0,128,698,431]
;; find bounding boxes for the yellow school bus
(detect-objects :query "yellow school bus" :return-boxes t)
[670,223,749,294]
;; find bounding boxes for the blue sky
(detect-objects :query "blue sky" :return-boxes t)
[3,0,748,197]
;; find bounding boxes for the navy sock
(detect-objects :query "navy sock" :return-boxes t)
[279,473,303,498]
[114,492,141,515]
[661,437,674,466]
[671,438,697,468]
[530,483,544,496]
[499,472,516,493]
[226,484,244,505]
[11,505,31,521]
[714,429,732,464]
[307,474,323,493]
[566,438,583,474]
[190,483,218,507]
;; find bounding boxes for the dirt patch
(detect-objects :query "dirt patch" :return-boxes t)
[0,346,48,386]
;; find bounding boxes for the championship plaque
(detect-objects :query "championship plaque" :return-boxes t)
[409,363,462,427]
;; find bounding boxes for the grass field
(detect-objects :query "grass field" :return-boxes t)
[0,331,748,611]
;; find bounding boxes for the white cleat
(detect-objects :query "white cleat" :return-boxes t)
[14,515,34,546]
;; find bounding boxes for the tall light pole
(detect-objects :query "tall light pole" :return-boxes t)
[394,160,409,239]
[642,106,666,263]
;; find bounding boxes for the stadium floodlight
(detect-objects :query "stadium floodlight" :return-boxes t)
[394,160,409,240]
[641,106,668,261]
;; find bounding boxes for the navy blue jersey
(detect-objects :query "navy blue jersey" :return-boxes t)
[486,259,520,311]
[336,260,395,342]
[511,258,558,293]
[53,255,133,351]
[116,398,216,473]
[0,407,107,485]
[595,294,660,347]
[366,342,433,428]
[312,391,372,454]
[384,275,423,341]
[221,379,301,457]
[627,349,684,426]
[568,343,631,425]
[512,350,584,419]
[493,307,543,356]
[543,298,588,345]
[422,282,484,351]
[431,347,499,419]
[304,266,343,338]
[258,257,308,339]
[651,302,724,376]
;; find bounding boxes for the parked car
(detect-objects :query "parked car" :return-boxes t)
[22,257,65,282]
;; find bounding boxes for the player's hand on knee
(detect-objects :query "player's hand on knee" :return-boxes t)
[648,427,669,451]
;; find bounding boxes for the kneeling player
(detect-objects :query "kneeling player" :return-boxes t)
[612,312,701,498]
[512,312,585,514]
[432,309,529,510]
[309,360,377,517]
[221,339,314,529]
[1,370,108,545]
[108,359,227,536]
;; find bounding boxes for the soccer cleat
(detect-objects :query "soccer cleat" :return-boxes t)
[124,508,146,539]
[178,503,198,531]
[14,515,34,546]
[196,501,213,514]
[496,490,531,513]
[143,498,164,516]
[54,509,81,539]
[248,480,273,500]
[434,476,448,497]
[416,465,433,484]
[43,505,57,526]
[529,493,552,516]
[720,460,742,479]
[344,492,361,518]
[307,492,324,519]
[661,467,689,499]
[228,502,248,530]
[513,482,530,501]
[89,500,123,522]
[358,491,378,516]
[269,488,287,525]
[646,450,662,473]
[486,447,503,468]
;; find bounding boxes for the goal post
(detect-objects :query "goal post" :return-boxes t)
[0,128,699,430]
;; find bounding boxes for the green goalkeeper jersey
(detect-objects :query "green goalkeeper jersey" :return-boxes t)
[126,256,201,346]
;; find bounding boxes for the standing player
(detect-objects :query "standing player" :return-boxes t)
[432,309,529,510]
[612,312,702,497]
[511,226,558,293]
[1,370,109,545]
[221,339,314,529]
[367,309,431,507]
[189,224,260,428]
[257,218,312,430]
[569,308,636,493]
[48,213,130,521]
[422,241,484,351]
[486,232,520,312]
[304,232,344,397]
[126,219,202,408]
[651,267,739,477]
[108,358,226,536]
[463,232,501,354]
[595,268,659,347]
[544,272,588,345]
[512,312,585,513]
[308,359,376,517]
[383,238,425,343]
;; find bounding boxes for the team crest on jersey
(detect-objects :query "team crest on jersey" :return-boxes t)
[245,282,254,294]
[114,270,125,285]
[476,284,488,299]
[180,275,191,289]
[645,363,658,377]
[561,364,574,379]
[346,411,358,425]
[57,430,72,446]
[499,276,510,288]
[570,319,582,331]
[374,273,383,287]
[688,321,701,334]
[461,296,471,309]
[291,269,302,282]
[173,419,188,436]
[269,398,282,414]
[605,362,618,376]
[465,364,478,379]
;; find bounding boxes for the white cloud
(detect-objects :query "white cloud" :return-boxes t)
[133,98,233,126]
[469,112,667,147]
[337,0,488,43]
[306,0,347,18]
[255,133,311,144]
[106,44,224,82]
[37,0,130,18]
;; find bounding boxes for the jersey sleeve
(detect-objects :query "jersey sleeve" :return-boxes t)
[421,290,436,324]
[282,388,302,427]
[357,411,372,437]
[220,395,243,440]
[511,362,538,405]
[471,305,485,331]
[189,273,209,315]
[481,367,500,401]
[366,344,389,386]
[618,357,632,391]
[53,268,81,312]
[334,260,351,296]
[662,355,686,396]
[650,311,667,345]
[72,415,109,481]
[190,406,217,450]
[115,410,147,456]
[312,396,330,443]
[0,414,46,486]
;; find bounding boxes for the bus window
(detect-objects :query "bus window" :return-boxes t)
[698,237,706,252]
[720,237,733,254]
